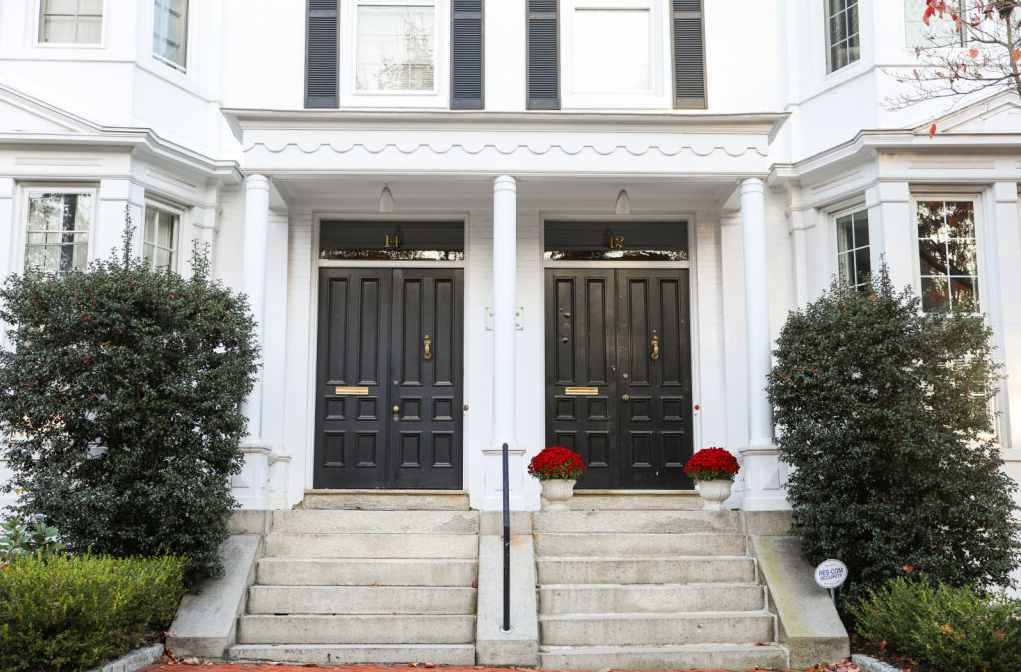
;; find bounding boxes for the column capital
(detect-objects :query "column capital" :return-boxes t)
[740,177,765,195]
[494,175,517,192]
[246,174,270,191]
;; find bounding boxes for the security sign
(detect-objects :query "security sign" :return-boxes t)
[814,559,848,589]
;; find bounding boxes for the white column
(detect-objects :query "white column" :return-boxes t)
[484,175,524,510]
[236,174,271,509]
[739,178,790,511]
[865,181,913,289]
[991,182,1021,448]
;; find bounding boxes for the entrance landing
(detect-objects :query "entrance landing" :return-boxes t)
[302,489,470,511]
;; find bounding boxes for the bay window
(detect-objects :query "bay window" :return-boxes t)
[916,199,979,313]
[25,190,93,272]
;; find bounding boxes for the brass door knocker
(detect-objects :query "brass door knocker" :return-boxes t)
[423,334,432,360]
[651,332,659,360]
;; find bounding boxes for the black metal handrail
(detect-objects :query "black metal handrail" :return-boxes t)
[502,441,511,632]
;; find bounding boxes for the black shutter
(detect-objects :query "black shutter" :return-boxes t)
[451,0,484,109]
[306,0,339,108]
[672,0,706,109]
[527,0,559,110]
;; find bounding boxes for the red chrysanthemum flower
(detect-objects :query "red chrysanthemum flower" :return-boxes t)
[684,447,740,482]
[527,446,585,481]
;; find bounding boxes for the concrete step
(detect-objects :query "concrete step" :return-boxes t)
[264,533,478,559]
[538,643,788,671]
[569,490,701,510]
[248,585,477,615]
[535,532,747,557]
[539,611,775,646]
[228,644,476,665]
[302,490,470,511]
[536,556,756,585]
[533,510,742,534]
[271,510,479,535]
[257,558,477,586]
[237,614,476,645]
[538,583,765,614]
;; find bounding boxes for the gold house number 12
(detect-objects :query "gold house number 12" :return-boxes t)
[608,235,625,249]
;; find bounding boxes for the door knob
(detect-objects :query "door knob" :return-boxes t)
[622,394,630,402]
[392,405,400,421]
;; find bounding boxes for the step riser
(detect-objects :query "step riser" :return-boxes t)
[540,616,774,646]
[568,494,701,510]
[539,647,788,671]
[238,615,476,645]
[303,493,469,511]
[539,585,765,614]
[264,533,478,559]
[535,533,747,557]
[258,559,477,586]
[271,510,480,534]
[533,511,742,534]
[537,558,756,585]
[229,645,476,665]
[248,586,476,615]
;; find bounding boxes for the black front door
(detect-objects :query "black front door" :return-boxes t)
[314,268,464,489]
[545,269,694,489]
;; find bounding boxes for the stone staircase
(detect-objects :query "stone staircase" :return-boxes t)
[533,509,789,671]
[228,505,479,665]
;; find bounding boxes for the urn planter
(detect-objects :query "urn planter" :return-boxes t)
[697,478,733,511]
[540,478,577,511]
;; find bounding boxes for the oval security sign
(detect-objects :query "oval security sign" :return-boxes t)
[814,559,848,589]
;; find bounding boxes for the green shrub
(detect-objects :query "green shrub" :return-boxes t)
[0,516,64,559]
[766,267,1020,612]
[0,554,186,672]
[852,575,1021,672]
[0,215,258,585]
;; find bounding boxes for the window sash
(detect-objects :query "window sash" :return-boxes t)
[916,199,980,313]
[354,1,438,93]
[40,0,103,44]
[826,0,860,73]
[143,206,179,270]
[835,208,870,291]
[153,0,188,68]
[25,191,93,272]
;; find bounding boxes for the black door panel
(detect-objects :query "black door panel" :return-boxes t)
[545,268,694,489]
[314,268,463,489]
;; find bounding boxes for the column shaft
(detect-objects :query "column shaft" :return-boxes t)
[740,178,773,447]
[241,174,270,445]
[492,175,517,447]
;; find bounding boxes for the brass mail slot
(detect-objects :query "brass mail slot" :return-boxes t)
[334,386,369,395]
[565,386,599,396]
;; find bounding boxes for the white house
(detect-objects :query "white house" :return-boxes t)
[2,1,1020,667]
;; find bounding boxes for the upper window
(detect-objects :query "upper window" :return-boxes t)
[153,0,188,69]
[143,205,179,270]
[904,0,965,48]
[25,190,93,272]
[917,200,979,313]
[826,0,860,73]
[571,1,652,94]
[39,0,102,44]
[355,0,436,92]
[836,209,870,291]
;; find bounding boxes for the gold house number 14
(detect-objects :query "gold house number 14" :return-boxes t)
[608,235,625,249]
[384,234,401,248]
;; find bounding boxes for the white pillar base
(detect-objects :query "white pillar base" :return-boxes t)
[232,444,272,509]
[481,444,527,511]
[739,446,791,511]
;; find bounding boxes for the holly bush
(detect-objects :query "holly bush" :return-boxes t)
[766,267,1019,615]
[0,222,258,585]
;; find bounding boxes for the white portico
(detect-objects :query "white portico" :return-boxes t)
[224,109,793,512]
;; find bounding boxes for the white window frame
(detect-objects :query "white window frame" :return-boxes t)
[825,0,861,74]
[833,205,872,291]
[17,185,99,275]
[152,0,189,72]
[36,0,105,47]
[142,201,182,272]
[340,0,448,108]
[903,0,967,49]
[560,0,670,110]
[909,193,986,315]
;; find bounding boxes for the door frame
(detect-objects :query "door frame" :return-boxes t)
[539,214,703,486]
[305,213,471,492]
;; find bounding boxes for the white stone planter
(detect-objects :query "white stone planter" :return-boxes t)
[696,478,733,511]
[539,479,576,511]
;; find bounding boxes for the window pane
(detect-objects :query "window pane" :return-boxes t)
[854,245,871,285]
[921,276,949,312]
[356,5,435,91]
[155,247,171,268]
[143,243,155,265]
[79,0,104,13]
[836,215,854,253]
[26,193,91,272]
[153,0,188,67]
[944,201,975,238]
[837,251,854,286]
[44,0,78,14]
[947,238,978,276]
[144,208,158,244]
[42,16,76,43]
[852,210,869,247]
[917,201,946,239]
[918,238,947,276]
[951,277,979,312]
[77,16,102,43]
[905,0,963,47]
[157,215,175,248]
[572,9,651,94]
